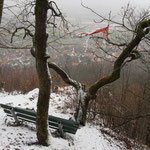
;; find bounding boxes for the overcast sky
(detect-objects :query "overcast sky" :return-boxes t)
[54,0,150,17]
[4,0,150,19]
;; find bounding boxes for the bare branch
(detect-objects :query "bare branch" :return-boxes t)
[88,19,150,96]
[10,26,34,43]
[48,61,82,91]
[47,1,62,17]
[81,2,133,32]
[29,45,82,91]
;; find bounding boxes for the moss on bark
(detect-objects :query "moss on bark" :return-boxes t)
[80,19,150,125]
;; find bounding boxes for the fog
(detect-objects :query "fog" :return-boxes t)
[53,0,150,18]
[4,0,150,19]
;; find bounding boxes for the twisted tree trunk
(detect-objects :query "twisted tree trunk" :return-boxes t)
[48,62,85,123]
[82,20,150,125]
[48,20,150,126]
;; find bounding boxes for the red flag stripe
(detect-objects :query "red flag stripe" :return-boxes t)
[76,27,108,38]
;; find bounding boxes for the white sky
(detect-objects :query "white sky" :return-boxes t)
[4,0,150,19]
[54,0,150,17]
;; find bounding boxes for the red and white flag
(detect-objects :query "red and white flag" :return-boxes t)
[75,27,108,39]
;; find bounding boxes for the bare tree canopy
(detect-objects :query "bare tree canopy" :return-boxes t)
[1,0,150,147]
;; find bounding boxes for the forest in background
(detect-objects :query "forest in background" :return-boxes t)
[0,44,150,146]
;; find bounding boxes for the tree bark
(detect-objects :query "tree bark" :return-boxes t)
[81,20,150,125]
[35,0,51,146]
[42,20,150,127]
[48,61,86,123]
[0,0,4,24]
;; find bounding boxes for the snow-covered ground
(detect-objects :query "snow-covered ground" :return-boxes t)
[0,87,148,150]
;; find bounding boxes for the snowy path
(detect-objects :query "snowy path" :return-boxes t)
[0,88,129,150]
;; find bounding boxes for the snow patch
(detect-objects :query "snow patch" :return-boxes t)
[0,87,144,150]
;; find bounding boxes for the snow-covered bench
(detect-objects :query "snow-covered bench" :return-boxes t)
[0,103,79,138]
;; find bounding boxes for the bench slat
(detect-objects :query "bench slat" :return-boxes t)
[4,108,78,130]
[4,109,77,134]
[1,104,78,127]
[1,104,79,134]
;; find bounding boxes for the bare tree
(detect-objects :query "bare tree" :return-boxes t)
[4,1,150,146]
[0,0,4,23]
[47,5,150,126]
[34,0,51,146]
[34,0,69,145]
[7,0,68,146]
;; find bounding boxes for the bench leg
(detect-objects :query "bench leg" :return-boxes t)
[58,122,65,138]
[10,108,20,125]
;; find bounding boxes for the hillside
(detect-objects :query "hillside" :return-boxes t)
[0,87,149,150]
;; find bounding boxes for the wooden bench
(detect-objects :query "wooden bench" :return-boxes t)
[0,104,79,138]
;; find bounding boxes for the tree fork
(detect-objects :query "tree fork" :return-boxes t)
[82,19,150,125]
[89,19,150,97]
[32,19,150,127]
